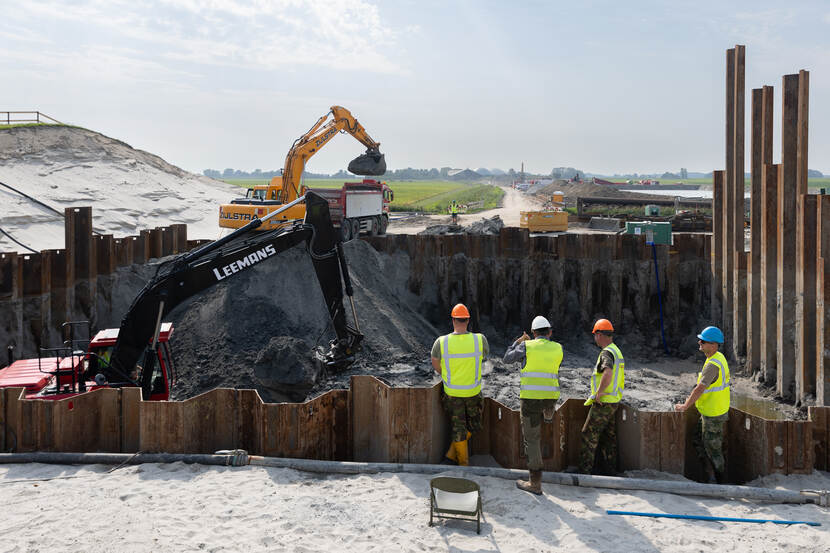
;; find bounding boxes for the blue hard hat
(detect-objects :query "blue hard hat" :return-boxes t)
[697,326,724,344]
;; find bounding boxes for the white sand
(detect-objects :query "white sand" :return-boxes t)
[0,462,827,552]
[0,126,241,253]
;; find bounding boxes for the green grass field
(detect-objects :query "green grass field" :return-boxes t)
[0,123,71,130]
[222,178,504,213]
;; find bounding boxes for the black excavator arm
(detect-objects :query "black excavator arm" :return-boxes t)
[107,191,363,399]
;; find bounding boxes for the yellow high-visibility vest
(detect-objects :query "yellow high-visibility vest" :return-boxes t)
[451,203,459,214]
[520,338,562,400]
[439,333,483,398]
[695,351,730,417]
[589,343,625,404]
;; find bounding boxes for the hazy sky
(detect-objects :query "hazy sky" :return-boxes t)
[2,0,829,176]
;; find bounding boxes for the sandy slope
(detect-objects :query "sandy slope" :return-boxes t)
[0,126,240,252]
[0,462,827,552]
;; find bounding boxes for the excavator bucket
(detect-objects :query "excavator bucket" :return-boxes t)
[348,148,386,176]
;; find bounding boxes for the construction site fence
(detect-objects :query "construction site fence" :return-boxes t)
[0,376,824,483]
[0,112,63,125]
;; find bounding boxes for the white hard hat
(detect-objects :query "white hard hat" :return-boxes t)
[531,315,551,330]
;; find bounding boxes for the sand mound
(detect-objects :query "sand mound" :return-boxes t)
[0,125,239,251]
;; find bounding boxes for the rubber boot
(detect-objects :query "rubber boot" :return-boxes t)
[516,470,543,495]
[454,440,469,466]
[701,458,717,484]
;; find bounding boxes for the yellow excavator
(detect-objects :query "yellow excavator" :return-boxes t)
[219,106,386,230]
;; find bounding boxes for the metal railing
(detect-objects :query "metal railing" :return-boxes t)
[1,111,63,125]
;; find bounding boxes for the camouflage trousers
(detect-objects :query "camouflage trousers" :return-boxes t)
[579,403,619,474]
[692,412,728,475]
[442,393,484,442]
[520,398,558,471]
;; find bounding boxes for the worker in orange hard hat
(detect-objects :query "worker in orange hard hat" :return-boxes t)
[566,318,625,475]
[431,303,489,466]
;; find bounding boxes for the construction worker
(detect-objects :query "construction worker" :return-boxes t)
[675,325,730,484]
[503,315,562,495]
[571,318,624,475]
[431,303,489,466]
[450,200,459,224]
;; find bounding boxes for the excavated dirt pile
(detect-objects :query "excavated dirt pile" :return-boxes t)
[418,215,504,236]
[165,240,440,402]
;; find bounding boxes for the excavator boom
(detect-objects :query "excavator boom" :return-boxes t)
[218,105,386,231]
[282,105,385,202]
[110,192,362,398]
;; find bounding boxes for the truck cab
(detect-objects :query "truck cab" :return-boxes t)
[0,323,176,401]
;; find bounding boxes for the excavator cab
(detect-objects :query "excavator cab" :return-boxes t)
[246,188,267,201]
[89,324,175,400]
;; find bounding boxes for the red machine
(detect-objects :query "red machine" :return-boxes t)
[0,323,175,400]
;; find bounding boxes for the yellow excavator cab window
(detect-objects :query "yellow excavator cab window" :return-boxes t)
[271,190,277,200]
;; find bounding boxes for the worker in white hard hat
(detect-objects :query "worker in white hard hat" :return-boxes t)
[503,315,563,495]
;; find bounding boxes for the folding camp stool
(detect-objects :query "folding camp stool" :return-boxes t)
[428,477,482,534]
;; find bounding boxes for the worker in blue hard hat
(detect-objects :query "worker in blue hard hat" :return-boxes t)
[675,325,730,484]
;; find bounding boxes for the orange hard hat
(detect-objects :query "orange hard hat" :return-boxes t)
[451,303,470,318]
[592,319,614,333]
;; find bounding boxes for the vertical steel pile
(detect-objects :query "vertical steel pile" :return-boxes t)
[715,46,826,405]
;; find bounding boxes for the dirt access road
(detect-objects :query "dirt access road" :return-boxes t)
[387,185,543,233]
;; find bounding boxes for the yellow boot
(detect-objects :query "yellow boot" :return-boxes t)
[444,442,458,464]
[454,440,469,466]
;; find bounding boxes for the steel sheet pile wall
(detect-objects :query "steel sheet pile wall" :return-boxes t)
[714,46,826,404]
[0,377,820,479]
[364,232,711,348]
[0,212,192,359]
[810,406,830,471]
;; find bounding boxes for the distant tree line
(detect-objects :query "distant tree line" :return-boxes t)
[204,166,824,181]
[202,168,332,179]
[203,166,505,180]
[550,167,582,179]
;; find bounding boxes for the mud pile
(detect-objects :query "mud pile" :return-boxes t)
[166,240,440,402]
[418,215,504,236]
[530,181,668,206]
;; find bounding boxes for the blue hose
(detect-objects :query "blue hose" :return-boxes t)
[607,509,820,526]
[651,242,669,354]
